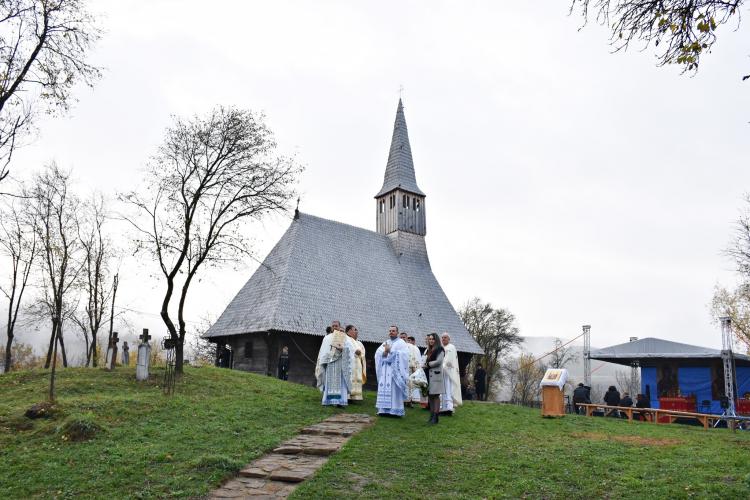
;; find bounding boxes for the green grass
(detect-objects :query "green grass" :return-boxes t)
[0,366,347,499]
[3,368,750,499]
[294,403,750,499]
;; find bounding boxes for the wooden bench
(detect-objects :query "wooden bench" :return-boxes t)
[577,403,714,429]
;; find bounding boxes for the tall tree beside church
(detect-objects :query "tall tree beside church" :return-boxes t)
[0,0,101,184]
[122,106,301,373]
[0,184,38,372]
[570,0,746,78]
[460,297,522,398]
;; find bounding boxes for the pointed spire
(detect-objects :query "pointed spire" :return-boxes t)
[375,99,425,198]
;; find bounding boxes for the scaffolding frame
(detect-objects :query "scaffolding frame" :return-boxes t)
[583,325,591,387]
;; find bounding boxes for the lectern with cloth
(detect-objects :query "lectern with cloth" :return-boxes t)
[540,368,568,417]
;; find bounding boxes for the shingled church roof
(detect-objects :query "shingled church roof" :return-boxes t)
[375,99,425,198]
[205,212,482,354]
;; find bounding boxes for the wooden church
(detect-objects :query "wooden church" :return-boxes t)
[204,99,482,385]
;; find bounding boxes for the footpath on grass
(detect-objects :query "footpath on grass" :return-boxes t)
[209,413,374,499]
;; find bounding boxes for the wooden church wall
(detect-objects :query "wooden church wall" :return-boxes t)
[221,332,475,393]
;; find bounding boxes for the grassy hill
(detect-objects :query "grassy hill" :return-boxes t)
[2,367,750,499]
[0,366,337,498]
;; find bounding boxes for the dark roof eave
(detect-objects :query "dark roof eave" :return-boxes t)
[374,186,426,198]
[205,327,483,354]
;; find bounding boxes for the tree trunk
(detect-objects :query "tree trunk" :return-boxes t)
[92,334,98,367]
[174,341,184,374]
[49,327,59,401]
[3,331,12,373]
[58,328,68,368]
[84,333,91,366]
[44,318,57,368]
[107,274,118,349]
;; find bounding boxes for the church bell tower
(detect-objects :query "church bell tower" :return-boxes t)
[375,99,426,237]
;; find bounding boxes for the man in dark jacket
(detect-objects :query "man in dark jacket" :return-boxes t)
[620,392,633,407]
[603,386,621,417]
[634,393,650,421]
[573,383,591,414]
[618,392,633,418]
[474,365,487,401]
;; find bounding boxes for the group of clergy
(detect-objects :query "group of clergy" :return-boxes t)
[314,321,463,420]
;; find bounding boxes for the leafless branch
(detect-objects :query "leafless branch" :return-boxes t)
[120,106,302,373]
[571,0,743,73]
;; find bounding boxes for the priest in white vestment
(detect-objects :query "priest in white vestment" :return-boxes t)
[439,333,463,414]
[315,321,355,406]
[401,334,423,404]
[375,325,410,417]
[346,325,366,401]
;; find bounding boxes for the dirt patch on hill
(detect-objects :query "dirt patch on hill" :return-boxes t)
[572,432,683,447]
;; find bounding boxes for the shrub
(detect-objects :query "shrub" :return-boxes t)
[59,413,103,442]
[24,401,60,420]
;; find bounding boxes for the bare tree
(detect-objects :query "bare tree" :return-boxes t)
[121,106,302,373]
[615,366,641,396]
[0,183,37,372]
[460,297,522,399]
[29,163,84,370]
[0,0,101,184]
[718,195,750,349]
[729,195,750,275]
[548,338,580,369]
[506,353,546,406]
[75,194,116,366]
[188,315,217,366]
[570,1,745,77]
[589,383,606,403]
[711,284,750,351]
[0,340,38,369]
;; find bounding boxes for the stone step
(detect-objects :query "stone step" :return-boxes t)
[325,413,374,424]
[239,453,327,482]
[300,422,366,437]
[208,413,375,499]
[273,434,348,456]
[210,477,297,499]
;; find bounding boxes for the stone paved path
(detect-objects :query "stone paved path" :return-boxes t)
[209,413,374,499]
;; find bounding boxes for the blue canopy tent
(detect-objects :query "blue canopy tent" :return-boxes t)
[590,337,750,414]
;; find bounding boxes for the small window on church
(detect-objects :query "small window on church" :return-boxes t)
[416,199,421,211]
[412,197,416,210]
[380,200,384,213]
[244,342,253,359]
[403,195,407,208]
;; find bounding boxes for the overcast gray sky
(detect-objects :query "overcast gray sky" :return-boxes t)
[6,0,750,352]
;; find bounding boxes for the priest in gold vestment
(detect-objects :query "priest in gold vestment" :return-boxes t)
[346,325,367,401]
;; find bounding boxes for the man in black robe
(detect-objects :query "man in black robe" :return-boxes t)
[474,364,487,401]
